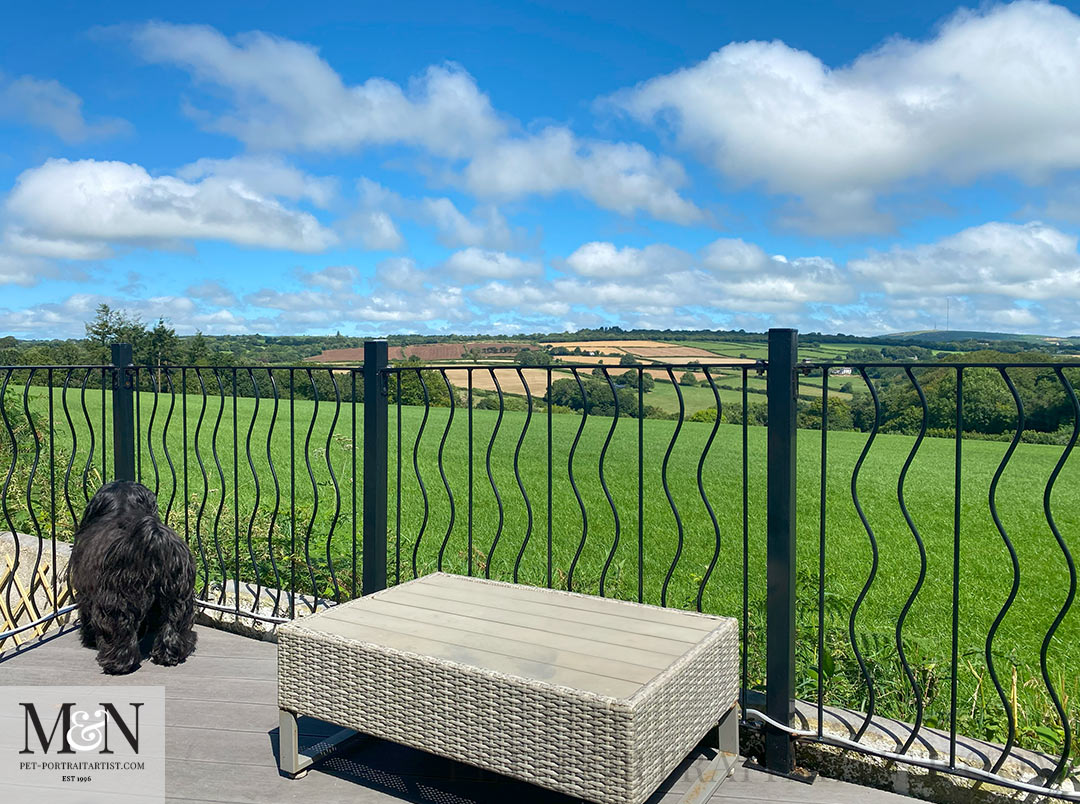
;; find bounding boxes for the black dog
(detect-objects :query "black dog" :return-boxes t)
[70,481,197,674]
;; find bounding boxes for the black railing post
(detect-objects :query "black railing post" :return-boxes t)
[111,343,136,482]
[362,340,389,595]
[765,327,798,774]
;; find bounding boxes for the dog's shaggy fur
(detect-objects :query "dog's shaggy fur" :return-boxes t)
[70,481,197,674]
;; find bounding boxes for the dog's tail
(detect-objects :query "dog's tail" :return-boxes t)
[103,515,196,599]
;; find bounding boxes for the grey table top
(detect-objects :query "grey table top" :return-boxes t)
[283,573,737,700]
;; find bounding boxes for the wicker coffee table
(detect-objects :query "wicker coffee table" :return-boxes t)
[278,573,739,804]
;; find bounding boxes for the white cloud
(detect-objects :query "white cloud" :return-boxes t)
[128,23,700,225]
[470,281,571,317]
[187,280,238,306]
[0,73,129,142]
[130,23,504,156]
[5,158,337,255]
[443,247,541,280]
[463,127,703,224]
[375,257,426,291]
[851,221,1080,300]
[300,265,360,292]
[563,241,692,277]
[612,1,1080,233]
[177,155,338,208]
[420,198,520,249]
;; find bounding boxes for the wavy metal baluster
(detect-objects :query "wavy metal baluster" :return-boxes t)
[231,369,240,615]
[396,370,402,585]
[80,369,94,501]
[896,367,929,754]
[192,369,211,599]
[546,367,552,588]
[289,370,296,619]
[48,370,56,610]
[638,368,644,603]
[818,368,829,736]
[162,370,177,527]
[598,368,620,597]
[467,369,473,578]
[979,368,1025,770]
[61,370,78,526]
[436,369,456,571]
[22,370,43,619]
[660,367,685,607]
[100,368,106,481]
[513,368,534,584]
[1,370,19,622]
[135,369,142,484]
[209,370,229,604]
[849,367,881,740]
[351,371,357,599]
[244,369,263,612]
[950,368,963,766]
[741,366,750,712]
[696,368,722,612]
[566,369,588,591]
[182,369,189,545]
[147,370,160,495]
[484,370,505,578]
[303,369,321,612]
[264,370,283,615]
[411,369,430,579]
[1041,367,1079,786]
[323,370,342,603]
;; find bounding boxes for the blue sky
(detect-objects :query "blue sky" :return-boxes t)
[1,0,1080,338]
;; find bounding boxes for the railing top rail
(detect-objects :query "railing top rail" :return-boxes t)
[0,364,113,370]
[802,360,1080,370]
[381,360,767,371]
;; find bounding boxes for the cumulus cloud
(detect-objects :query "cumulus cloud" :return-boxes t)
[375,257,427,291]
[128,23,700,224]
[4,158,337,256]
[300,265,360,292]
[187,280,238,307]
[563,241,692,277]
[420,198,521,249]
[463,127,704,224]
[177,155,338,208]
[0,73,129,142]
[443,247,541,280]
[130,23,505,156]
[850,221,1080,300]
[612,1,1080,233]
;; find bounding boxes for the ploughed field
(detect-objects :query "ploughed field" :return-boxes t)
[12,385,1080,761]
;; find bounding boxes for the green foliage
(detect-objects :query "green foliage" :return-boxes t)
[515,348,553,366]
[679,370,697,387]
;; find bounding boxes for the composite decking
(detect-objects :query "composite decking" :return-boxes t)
[0,624,910,804]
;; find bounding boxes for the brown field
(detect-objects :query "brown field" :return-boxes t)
[627,345,720,358]
[540,339,674,350]
[443,368,567,396]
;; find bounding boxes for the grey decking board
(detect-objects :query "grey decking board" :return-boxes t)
[358,596,681,669]
[302,613,644,698]
[317,606,663,684]
[0,624,905,804]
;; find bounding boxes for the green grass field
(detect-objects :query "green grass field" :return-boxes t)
[8,384,1080,759]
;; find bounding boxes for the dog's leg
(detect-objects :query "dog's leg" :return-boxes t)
[76,600,97,648]
[93,602,142,675]
[151,593,197,666]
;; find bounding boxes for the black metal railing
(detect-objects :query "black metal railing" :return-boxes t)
[1,331,1078,799]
